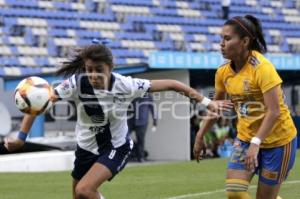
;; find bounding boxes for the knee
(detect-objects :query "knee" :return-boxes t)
[226,179,251,199]
[75,185,93,199]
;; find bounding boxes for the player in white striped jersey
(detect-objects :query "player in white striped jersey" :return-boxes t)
[5,44,232,199]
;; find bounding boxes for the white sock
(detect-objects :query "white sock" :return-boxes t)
[99,193,106,199]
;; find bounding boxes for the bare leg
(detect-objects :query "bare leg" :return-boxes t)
[73,179,79,199]
[226,169,254,183]
[74,163,112,199]
[256,181,281,199]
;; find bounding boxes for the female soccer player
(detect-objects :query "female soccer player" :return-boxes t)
[5,44,230,199]
[193,15,297,199]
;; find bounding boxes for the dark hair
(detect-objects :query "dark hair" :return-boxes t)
[225,15,267,53]
[56,44,114,77]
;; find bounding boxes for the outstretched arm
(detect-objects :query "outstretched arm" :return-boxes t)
[193,90,227,161]
[4,114,35,152]
[149,80,211,106]
[4,87,59,152]
[4,114,35,151]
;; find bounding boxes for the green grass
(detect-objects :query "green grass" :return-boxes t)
[0,151,299,199]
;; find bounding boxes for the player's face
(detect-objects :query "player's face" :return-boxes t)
[220,25,246,60]
[84,59,112,89]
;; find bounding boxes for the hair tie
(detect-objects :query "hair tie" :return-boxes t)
[92,38,111,45]
[256,38,266,53]
[231,18,255,40]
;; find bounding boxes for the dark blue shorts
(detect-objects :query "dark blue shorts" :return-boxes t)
[71,140,133,181]
[228,137,297,185]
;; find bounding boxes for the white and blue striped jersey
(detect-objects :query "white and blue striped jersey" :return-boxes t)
[55,72,151,155]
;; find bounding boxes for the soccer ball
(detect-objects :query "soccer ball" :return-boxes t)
[14,76,53,115]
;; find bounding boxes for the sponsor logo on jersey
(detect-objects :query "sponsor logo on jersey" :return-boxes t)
[261,168,278,180]
[137,80,145,90]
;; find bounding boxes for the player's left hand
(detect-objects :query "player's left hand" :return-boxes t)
[245,143,260,172]
[207,100,233,118]
[4,137,25,152]
[193,135,206,162]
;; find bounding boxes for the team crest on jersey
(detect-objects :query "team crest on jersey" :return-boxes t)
[243,80,251,92]
[61,80,70,90]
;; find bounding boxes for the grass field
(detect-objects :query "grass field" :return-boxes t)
[0,150,299,199]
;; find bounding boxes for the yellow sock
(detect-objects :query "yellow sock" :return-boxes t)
[227,191,252,199]
[226,179,252,199]
[276,196,282,199]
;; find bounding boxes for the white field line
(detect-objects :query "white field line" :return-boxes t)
[166,180,300,199]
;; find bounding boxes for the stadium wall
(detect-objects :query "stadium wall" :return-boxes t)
[134,70,191,161]
[0,151,74,172]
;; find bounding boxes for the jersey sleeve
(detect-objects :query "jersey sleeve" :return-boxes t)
[131,77,151,98]
[215,68,226,92]
[54,75,77,99]
[255,62,282,93]
[121,76,151,99]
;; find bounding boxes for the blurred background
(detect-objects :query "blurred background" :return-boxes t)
[0,0,300,172]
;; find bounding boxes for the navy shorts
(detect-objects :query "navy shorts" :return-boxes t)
[71,140,133,181]
[228,137,297,185]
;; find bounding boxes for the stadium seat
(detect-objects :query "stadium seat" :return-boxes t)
[0,0,300,76]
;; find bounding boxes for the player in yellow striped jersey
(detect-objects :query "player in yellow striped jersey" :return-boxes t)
[194,15,297,199]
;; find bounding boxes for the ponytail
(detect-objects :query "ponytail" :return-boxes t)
[56,48,84,77]
[244,15,267,53]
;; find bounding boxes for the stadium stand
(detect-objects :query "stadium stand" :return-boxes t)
[0,0,300,76]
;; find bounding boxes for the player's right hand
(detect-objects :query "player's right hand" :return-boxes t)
[4,137,25,152]
[193,134,206,162]
[207,100,233,117]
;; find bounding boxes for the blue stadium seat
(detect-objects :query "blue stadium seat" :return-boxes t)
[20,67,42,75]
[5,0,38,8]
[49,29,68,37]
[183,26,209,34]
[47,19,80,29]
[112,49,145,58]
[155,40,174,50]
[0,68,5,76]
[0,56,19,66]
[0,0,299,76]
[53,2,72,11]
[151,8,178,17]
[116,32,152,40]
[110,0,154,7]
[35,57,50,67]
